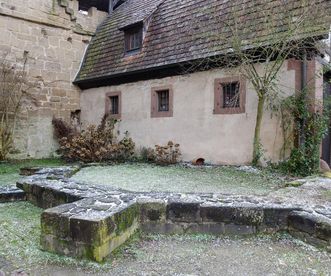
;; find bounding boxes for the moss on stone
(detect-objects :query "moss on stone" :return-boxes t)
[114,205,140,236]
[285,181,303,187]
[140,202,167,223]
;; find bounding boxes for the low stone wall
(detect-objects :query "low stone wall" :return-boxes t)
[17,167,331,262]
[0,186,26,203]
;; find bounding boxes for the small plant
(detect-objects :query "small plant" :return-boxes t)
[53,114,135,163]
[139,147,156,162]
[153,141,181,165]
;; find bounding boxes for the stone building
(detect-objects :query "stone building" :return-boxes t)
[75,0,329,164]
[0,0,108,158]
[1,0,330,164]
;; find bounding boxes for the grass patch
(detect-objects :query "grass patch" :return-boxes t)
[72,163,287,195]
[0,159,66,187]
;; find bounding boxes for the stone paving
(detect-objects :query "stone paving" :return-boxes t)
[11,166,331,262]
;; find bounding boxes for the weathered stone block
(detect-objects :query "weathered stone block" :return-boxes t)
[261,207,296,231]
[69,217,115,245]
[186,223,224,235]
[224,224,256,235]
[200,205,263,226]
[0,188,26,203]
[140,202,167,223]
[113,204,140,235]
[288,212,316,235]
[41,211,70,238]
[288,211,331,243]
[141,222,185,235]
[167,201,201,223]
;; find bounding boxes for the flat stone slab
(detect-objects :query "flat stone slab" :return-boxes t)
[17,166,331,262]
[0,186,26,203]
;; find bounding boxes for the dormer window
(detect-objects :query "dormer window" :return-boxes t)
[124,25,143,54]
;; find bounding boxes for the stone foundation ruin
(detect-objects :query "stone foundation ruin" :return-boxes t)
[13,166,331,262]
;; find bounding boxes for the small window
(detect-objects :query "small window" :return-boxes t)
[109,95,119,114]
[214,77,246,114]
[105,91,121,119]
[157,90,169,112]
[151,86,173,118]
[222,82,240,108]
[125,26,143,53]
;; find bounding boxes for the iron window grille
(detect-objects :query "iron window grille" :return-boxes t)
[222,82,240,108]
[157,90,169,112]
[109,95,119,114]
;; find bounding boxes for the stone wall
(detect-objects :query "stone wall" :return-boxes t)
[0,0,107,158]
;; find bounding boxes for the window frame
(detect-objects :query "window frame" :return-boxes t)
[214,76,246,114]
[151,86,174,118]
[105,91,121,119]
[124,25,143,54]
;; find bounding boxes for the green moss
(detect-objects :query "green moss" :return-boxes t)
[141,202,167,222]
[321,190,331,201]
[114,205,140,236]
[285,181,303,187]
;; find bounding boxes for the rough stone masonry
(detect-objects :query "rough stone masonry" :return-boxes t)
[16,166,331,262]
[0,0,107,158]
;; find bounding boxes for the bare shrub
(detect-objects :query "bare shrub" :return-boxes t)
[52,117,77,140]
[150,141,181,165]
[53,114,135,163]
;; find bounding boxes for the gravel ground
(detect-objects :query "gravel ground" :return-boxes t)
[1,202,330,276]
[71,164,285,195]
[25,235,331,276]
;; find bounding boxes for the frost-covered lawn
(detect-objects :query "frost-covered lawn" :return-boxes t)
[1,202,330,275]
[0,159,65,187]
[72,163,286,195]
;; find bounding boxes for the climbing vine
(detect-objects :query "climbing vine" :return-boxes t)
[279,88,330,176]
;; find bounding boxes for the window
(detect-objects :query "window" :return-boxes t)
[105,91,121,119]
[109,95,119,114]
[222,82,240,108]
[151,86,173,118]
[157,90,169,112]
[124,26,143,53]
[214,77,246,114]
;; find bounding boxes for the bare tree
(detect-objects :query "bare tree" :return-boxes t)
[0,56,35,160]
[188,0,330,165]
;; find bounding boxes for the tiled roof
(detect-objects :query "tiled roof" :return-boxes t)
[75,0,330,87]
